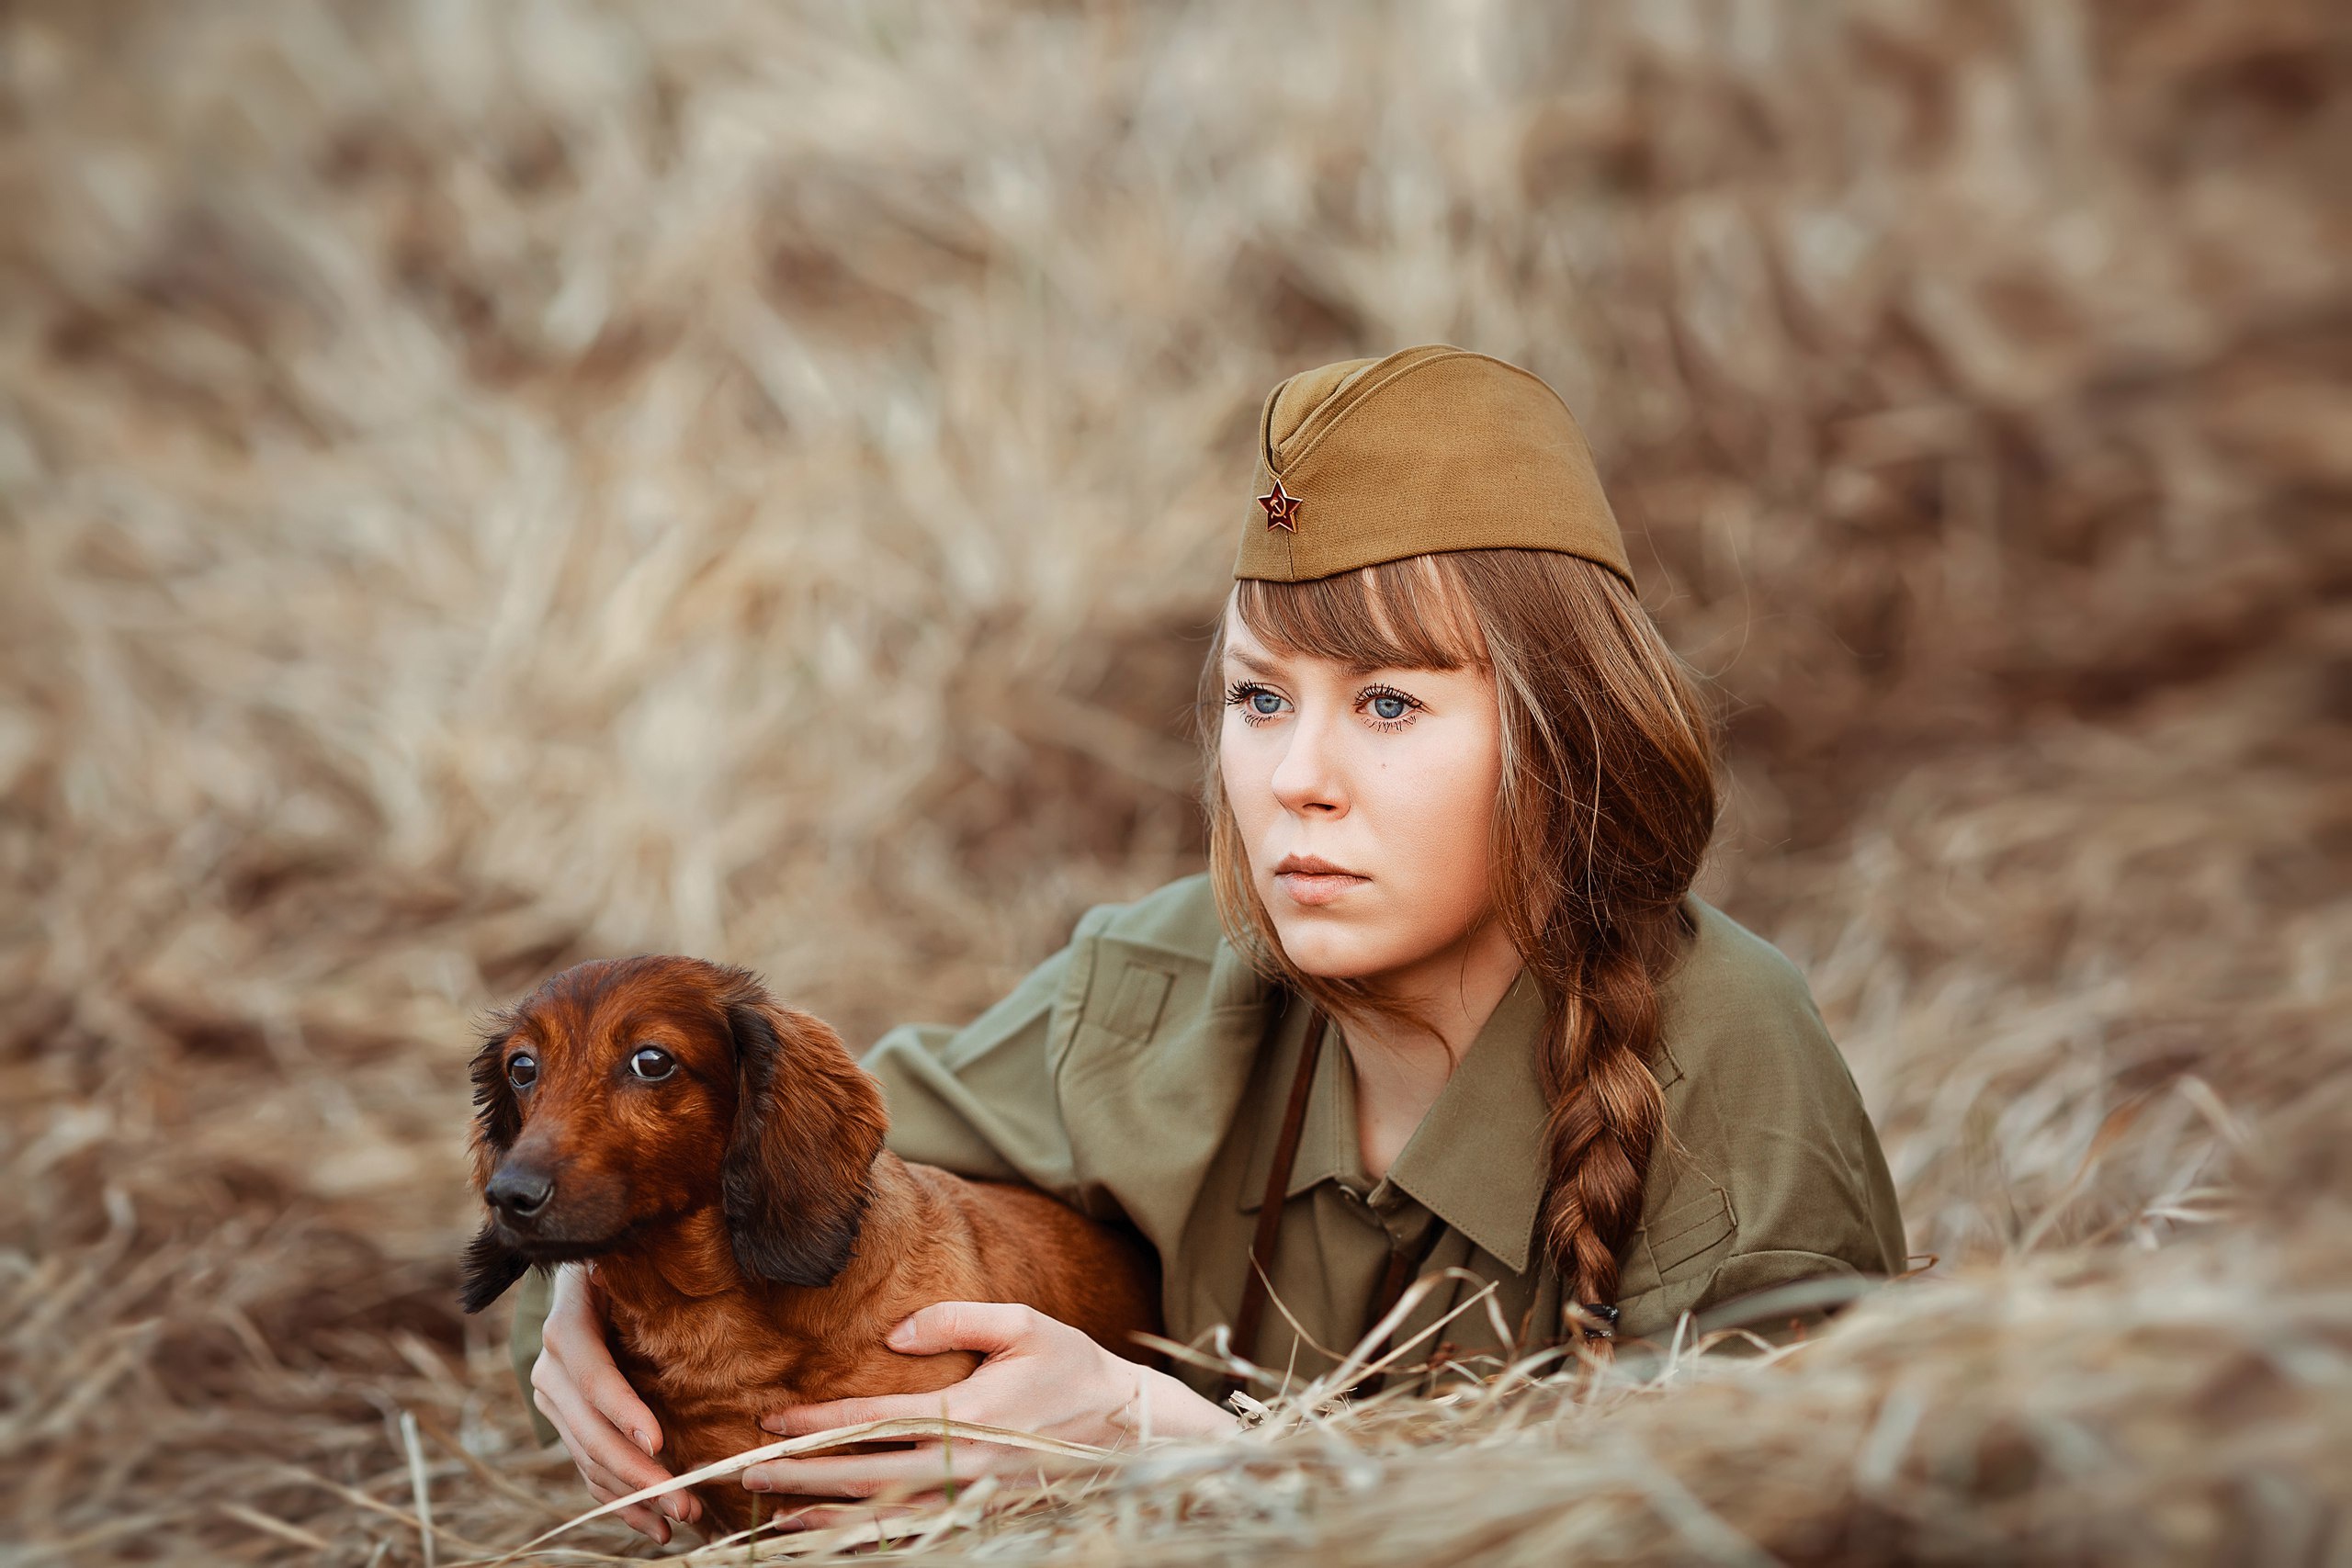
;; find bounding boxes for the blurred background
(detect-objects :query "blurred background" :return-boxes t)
[2,1,2346,1562]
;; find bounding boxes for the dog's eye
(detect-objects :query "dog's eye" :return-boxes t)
[629,1046,676,1082]
[506,1053,538,1090]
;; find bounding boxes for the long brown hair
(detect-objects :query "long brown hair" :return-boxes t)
[1199,548,1719,1311]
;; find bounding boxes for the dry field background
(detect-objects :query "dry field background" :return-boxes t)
[3,0,2348,1562]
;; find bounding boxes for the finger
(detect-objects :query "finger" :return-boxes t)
[533,1358,664,1483]
[741,1442,1019,1498]
[534,1382,644,1495]
[582,1469,690,1542]
[563,1452,662,1543]
[536,1383,697,1525]
[573,1438,686,1523]
[578,1447,694,1523]
[541,1268,661,1450]
[771,1500,931,1536]
[621,1506,669,1544]
[760,1389,978,1438]
[539,1289,665,1460]
[574,1356,665,1459]
[883,1300,1041,1359]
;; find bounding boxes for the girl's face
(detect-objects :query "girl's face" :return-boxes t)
[1217,596,1504,983]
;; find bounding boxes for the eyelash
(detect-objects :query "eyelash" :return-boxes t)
[1222,679,1427,731]
[1223,679,1279,727]
[1358,682,1424,731]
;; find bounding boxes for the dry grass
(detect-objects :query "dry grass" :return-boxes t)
[2,0,2347,1562]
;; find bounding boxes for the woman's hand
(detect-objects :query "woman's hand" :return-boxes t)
[741,1302,1238,1527]
[529,1262,703,1545]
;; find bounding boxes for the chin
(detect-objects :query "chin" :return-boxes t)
[498,1213,639,1263]
[509,1235,626,1263]
[1266,917,1402,981]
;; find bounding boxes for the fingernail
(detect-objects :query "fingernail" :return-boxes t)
[632,1427,653,1454]
[663,1496,690,1519]
[887,1322,916,1348]
[741,1474,767,1493]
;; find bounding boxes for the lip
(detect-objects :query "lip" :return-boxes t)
[1274,853,1363,877]
[1272,853,1369,908]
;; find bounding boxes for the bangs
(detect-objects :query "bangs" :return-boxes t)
[1230,553,1487,671]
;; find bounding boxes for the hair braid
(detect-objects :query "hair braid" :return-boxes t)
[1540,932,1672,1308]
[1493,555,1716,1323]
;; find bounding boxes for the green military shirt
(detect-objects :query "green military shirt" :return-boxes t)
[507,873,1903,1433]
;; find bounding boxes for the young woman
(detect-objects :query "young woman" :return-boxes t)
[508,346,1905,1542]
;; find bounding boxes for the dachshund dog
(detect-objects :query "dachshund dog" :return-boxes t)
[458,956,1159,1538]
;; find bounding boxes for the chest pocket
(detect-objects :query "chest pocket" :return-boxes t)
[1100,962,1175,1043]
[1641,1185,1736,1281]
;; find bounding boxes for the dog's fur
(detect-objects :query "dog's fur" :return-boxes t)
[459,956,1159,1538]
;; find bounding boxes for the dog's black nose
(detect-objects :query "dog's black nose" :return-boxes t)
[488,1168,555,1223]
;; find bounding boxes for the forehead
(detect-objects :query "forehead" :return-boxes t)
[1220,573,1485,676]
[511,959,727,1043]
[1222,608,1331,677]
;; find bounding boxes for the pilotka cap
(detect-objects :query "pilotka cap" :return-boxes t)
[1233,344,1634,586]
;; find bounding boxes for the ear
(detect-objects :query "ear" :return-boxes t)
[719,980,888,1288]
[459,1017,528,1313]
[467,1018,524,1185]
[459,1221,531,1313]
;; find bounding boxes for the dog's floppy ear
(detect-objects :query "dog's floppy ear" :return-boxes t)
[468,1016,526,1178]
[720,977,888,1288]
[459,1018,530,1313]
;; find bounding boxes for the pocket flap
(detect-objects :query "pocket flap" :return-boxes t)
[1645,1187,1736,1278]
[1101,963,1174,1043]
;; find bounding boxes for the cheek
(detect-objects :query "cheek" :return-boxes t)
[1219,726,1275,829]
[1383,771,1496,888]
[1366,731,1501,905]
[616,1085,720,1151]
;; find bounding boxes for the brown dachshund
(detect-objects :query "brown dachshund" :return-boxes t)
[458,956,1159,1539]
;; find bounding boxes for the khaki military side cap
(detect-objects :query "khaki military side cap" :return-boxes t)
[1233,344,1633,586]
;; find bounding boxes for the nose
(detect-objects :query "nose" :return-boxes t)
[1268,708,1349,817]
[487,1166,555,1224]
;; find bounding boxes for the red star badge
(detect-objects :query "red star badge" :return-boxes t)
[1257,476,1302,532]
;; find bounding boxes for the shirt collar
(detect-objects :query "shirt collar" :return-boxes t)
[1240,969,1552,1275]
[1384,969,1549,1273]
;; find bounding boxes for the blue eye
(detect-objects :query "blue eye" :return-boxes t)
[1225,680,1289,721]
[1360,683,1423,725]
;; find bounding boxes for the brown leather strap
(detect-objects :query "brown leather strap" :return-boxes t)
[1365,1238,1421,1337]
[1349,1221,1449,1397]
[1360,1246,1419,1393]
[1227,1002,1329,1382]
